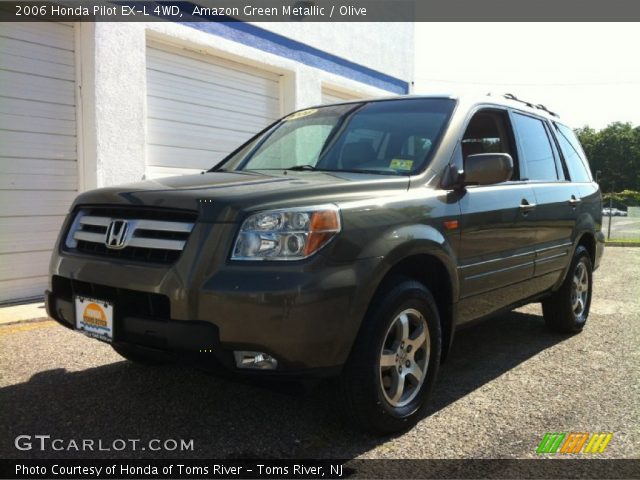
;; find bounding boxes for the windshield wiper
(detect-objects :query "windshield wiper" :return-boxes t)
[284,164,319,171]
[335,168,403,176]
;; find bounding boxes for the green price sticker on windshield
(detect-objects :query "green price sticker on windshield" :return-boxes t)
[390,159,414,171]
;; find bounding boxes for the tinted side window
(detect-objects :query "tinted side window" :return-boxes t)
[554,123,593,182]
[513,113,558,181]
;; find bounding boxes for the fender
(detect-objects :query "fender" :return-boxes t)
[360,223,459,299]
[552,210,600,291]
[342,223,460,359]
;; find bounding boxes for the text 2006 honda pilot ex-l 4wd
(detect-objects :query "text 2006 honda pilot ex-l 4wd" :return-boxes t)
[47,94,604,433]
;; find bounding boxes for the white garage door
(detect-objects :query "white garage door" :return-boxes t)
[0,23,77,303]
[322,88,362,105]
[146,43,281,178]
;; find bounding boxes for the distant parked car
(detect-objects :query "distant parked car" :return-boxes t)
[603,208,627,217]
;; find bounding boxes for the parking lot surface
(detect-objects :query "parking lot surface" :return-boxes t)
[0,248,638,460]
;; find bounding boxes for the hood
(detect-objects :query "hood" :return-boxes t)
[71,170,410,222]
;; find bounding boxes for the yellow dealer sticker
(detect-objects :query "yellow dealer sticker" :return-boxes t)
[285,108,318,121]
[390,158,414,171]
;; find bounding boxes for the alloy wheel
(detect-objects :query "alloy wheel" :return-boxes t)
[379,308,430,408]
[571,261,589,318]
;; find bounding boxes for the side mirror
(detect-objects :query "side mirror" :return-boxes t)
[464,153,513,186]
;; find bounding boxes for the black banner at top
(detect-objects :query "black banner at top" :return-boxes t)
[1,0,640,22]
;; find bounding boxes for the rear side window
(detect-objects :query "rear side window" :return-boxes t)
[553,123,593,182]
[512,113,558,181]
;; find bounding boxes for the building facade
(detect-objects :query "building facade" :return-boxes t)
[0,20,414,302]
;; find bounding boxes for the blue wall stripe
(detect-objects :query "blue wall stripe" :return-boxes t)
[156,5,409,94]
[185,22,409,94]
[124,1,410,93]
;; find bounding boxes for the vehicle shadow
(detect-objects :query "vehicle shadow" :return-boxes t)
[0,310,566,460]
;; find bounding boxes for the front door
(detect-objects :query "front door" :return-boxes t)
[455,108,540,323]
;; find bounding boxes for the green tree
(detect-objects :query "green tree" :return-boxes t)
[576,122,640,192]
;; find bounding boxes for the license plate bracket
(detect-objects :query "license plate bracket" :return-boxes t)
[74,296,114,343]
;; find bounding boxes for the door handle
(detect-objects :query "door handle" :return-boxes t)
[569,195,582,206]
[519,200,537,212]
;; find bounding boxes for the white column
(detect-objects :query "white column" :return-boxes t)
[80,23,147,189]
[281,66,323,114]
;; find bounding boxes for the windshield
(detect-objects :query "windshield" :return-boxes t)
[216,98,456,175]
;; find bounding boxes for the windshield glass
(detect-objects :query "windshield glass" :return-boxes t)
[217,98,456,175]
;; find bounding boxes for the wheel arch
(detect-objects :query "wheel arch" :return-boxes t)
[349,229,460,364]
[377,253,457,362]
[576,231,596,265]
[552,230,598,292]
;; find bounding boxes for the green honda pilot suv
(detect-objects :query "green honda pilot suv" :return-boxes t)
[47,94,604,433]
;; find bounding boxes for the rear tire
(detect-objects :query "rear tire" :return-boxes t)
[542,246,593,333]
[338,277,441,434]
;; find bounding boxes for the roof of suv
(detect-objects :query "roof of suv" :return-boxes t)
[318,93,562,122]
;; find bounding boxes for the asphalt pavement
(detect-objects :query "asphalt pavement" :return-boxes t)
[0,248,638,460]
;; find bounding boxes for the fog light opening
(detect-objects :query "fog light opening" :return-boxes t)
[234,351,278,370]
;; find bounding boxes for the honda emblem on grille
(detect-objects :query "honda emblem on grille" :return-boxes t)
[104,220,129,249]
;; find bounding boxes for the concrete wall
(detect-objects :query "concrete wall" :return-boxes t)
[77,21,413,189]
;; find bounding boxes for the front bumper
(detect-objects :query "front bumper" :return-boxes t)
[47,244,381,376]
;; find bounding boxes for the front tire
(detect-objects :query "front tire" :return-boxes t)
[542,246,593,333]
[339,278,442,434]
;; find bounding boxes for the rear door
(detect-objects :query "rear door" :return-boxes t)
[457,108,538,322]
[511,112,576,283]
[551,122,602,266]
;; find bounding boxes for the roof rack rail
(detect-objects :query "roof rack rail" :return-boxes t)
[502,93,559,118]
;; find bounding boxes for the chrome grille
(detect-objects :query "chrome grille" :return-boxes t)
[64,207,197,264]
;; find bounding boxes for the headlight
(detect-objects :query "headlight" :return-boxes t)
[232,205,341,261]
